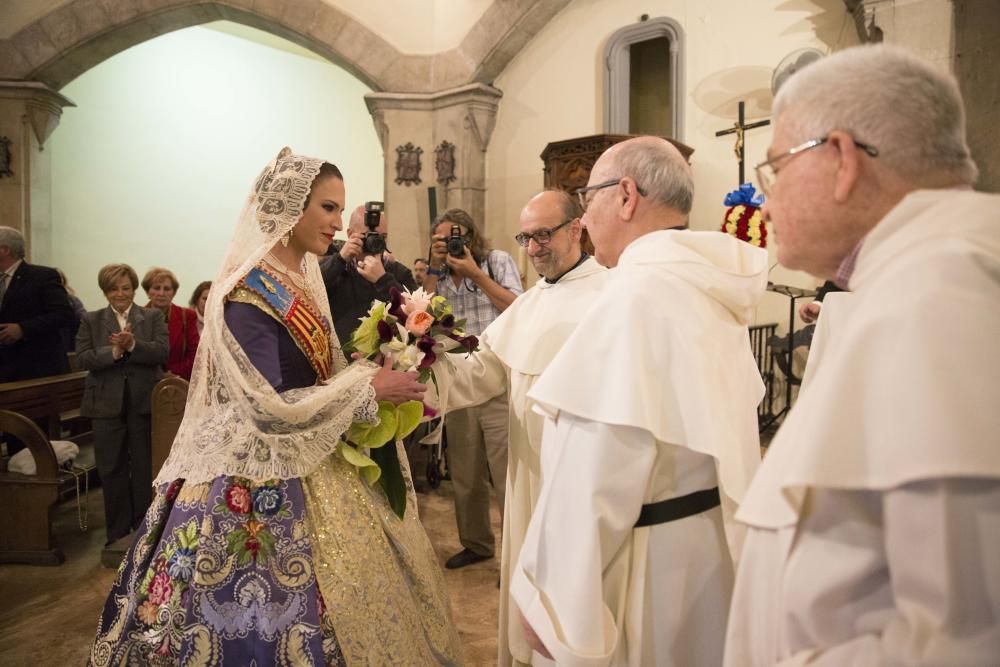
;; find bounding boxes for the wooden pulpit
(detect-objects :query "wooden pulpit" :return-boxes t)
[541,134,694,253]
[541,134,694,193]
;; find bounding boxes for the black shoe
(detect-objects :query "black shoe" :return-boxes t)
[445,548,491,569]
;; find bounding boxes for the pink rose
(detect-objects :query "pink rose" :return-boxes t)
[147,571,173,606]
[225,483,252,514]
[404,310,433,336]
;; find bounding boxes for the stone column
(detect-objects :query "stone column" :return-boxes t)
[365,83,503,269]
[0,82,74,263]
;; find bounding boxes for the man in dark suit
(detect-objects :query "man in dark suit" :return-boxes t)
[77,263,168,545]
[0,226,76,383]
[321,206,417,344]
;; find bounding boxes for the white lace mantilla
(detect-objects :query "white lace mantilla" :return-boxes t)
[155,148,379,486]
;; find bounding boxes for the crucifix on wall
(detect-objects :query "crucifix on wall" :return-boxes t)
[715,100,770,186]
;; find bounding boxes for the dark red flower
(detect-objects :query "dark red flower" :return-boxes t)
[244,536,260,559]
[387,287,405,319]
[416,336,437,369]
[376,319,394,343]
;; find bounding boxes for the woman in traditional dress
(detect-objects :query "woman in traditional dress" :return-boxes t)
[89,148,464,666]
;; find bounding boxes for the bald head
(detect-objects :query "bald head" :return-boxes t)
[583,137,693,267]
[518,190,584,280]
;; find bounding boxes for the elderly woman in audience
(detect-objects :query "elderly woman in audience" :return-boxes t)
[142,267,200,380]
[76,263,168,546]
[188,280,211,334]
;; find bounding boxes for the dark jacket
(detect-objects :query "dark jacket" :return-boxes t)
[0,262,76,382]
[76,305,169,418]
[321,253,417,344]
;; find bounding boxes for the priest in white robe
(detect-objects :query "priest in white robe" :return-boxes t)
[512,136,769,666]
[724,45,1000,666]
[445,189,610,666]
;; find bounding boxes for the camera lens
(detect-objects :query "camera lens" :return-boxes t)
[364,232,386,255]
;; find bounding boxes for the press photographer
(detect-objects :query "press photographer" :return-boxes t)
[422,207,523,571]
[321,202,417,343]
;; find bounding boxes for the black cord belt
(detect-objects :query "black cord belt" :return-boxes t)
[634,487,721,528]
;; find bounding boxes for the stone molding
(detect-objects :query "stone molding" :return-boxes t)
[0,81,76,149]
[0,0,571,94]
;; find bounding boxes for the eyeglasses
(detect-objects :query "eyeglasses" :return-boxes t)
[573,178,649,211]
[514,218,574,247]
[755,136,879,195]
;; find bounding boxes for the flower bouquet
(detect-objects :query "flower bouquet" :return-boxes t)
[721,183,768,248]
[340,286,478,518]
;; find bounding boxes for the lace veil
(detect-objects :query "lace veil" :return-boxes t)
[155,147,377,486]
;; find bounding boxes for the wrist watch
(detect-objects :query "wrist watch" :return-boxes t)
[427,266,445,277]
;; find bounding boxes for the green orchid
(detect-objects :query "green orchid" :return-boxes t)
[349,301,388,357]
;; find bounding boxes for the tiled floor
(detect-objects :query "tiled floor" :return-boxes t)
[0,478,501,666]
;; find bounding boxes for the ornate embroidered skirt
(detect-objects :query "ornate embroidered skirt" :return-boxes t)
[90,450,463,666]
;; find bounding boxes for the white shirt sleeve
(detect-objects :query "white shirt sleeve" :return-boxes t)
[442,339,507,412]
[777,478,1000,666]
[511,412,655,666]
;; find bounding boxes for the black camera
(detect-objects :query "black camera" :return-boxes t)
[362,201,386,255]
[446,224,466,258]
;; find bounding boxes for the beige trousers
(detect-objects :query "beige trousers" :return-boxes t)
[446,394,509,556]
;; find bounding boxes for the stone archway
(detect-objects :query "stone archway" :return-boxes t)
[1,0,574,94]
[0,0,573,261]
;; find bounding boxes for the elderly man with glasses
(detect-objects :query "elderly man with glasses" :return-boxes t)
[724,45,1000,666]
[511,136,768,666]
[444,189,608,665]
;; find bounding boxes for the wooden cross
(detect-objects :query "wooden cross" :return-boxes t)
[715,100,771,185]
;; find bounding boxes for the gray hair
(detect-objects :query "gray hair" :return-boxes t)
[773,44,978,187]
[0,226,26,259]
[612,139,694,215]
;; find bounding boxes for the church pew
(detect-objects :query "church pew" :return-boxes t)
[0,410,95,565]
[0,372,96,565]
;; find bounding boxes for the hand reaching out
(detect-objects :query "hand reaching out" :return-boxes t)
[799,301,822,324]
[371,354,426,404]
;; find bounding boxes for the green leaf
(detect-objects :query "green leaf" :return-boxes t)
[177,519,199,550]
[256,530,276,564]
[345,401,398,449]
[339,443,382,485]
[395,401,423,441]
[370,443,407,519]
[226,528,248,555]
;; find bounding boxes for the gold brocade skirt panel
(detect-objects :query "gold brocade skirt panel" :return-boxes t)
[303,443,464,666]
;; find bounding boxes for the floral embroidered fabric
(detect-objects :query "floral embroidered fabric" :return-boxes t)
[90,477,347,666]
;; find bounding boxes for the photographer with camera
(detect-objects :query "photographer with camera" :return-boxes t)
[321,202,417,343]
[425,208,523,571]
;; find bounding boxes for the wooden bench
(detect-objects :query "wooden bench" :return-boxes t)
[0,372,95,565]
